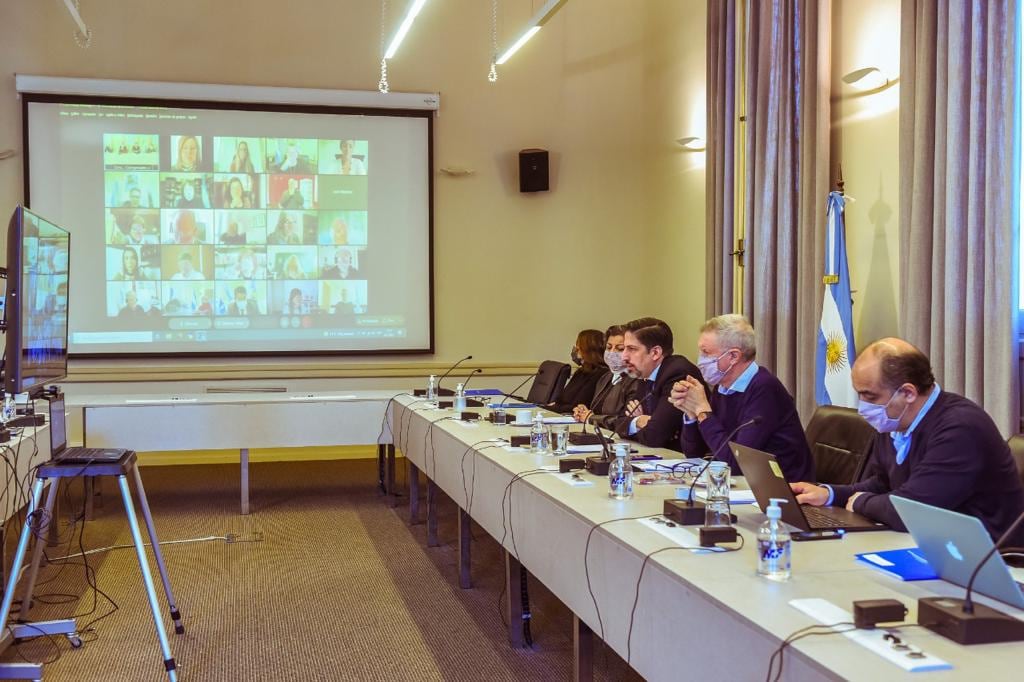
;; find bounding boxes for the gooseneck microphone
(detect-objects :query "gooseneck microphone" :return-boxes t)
[685,416,762,507]
[459,368,483,391]
[436,355,473,395]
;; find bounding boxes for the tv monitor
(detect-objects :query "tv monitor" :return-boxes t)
[3,206,70,397]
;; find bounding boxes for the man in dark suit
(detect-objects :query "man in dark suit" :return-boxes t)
[614,317,702,450]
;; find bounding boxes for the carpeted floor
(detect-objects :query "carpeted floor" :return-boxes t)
[0,459,640,681]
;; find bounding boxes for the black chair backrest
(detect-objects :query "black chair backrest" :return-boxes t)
[526,361,571,405]
[804,405,876,486]
[1007,435,1024,489]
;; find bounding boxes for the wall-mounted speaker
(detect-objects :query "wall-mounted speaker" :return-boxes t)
[519,148,549,193]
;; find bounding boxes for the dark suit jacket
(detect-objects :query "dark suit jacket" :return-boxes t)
[589,372,641,430]
[548,366,608,413]
[614,354,702,450]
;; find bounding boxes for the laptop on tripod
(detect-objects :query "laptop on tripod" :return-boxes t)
[49,397,131,464]
[731,441,887,534]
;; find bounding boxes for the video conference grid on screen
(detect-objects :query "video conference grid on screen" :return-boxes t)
[103,134,370,329]
[25,99,432,354]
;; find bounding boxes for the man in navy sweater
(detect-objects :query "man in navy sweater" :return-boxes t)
[792,338,1024,543]
[670,314,815,482]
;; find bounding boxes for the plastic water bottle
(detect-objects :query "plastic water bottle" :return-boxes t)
[529,413,548,454]
[757,498,791,581]
[454,382,467,412]
[426,374,437,401]
[1,394,14,423]
[608,442,633,499]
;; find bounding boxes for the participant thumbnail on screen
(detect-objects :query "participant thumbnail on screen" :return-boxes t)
[268,246,317,280]
[213,137,264,174]
[106,171,159,209]
[165,135,210,172]
[162,209,213,245]
[106,245,160,281]
[215,211,267,245]
[215,280,267,316]
[107,209,160,246]
[268,176,316,210]
[318,139,368,175]
[104,134,159,170]
[107,281,161,318]
[317,211,368,245]
[267,211,317,245]
[214,173,263,209]
[265,138,317,174]
[215,246,268,280]
[160,173,214,209]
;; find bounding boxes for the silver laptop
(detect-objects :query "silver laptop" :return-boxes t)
[891,496,1024,609]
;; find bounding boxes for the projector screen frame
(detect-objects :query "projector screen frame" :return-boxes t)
[20,91,435,359]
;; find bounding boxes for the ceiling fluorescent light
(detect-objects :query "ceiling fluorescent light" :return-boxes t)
[495,0,568,65]
[384,0,429,60]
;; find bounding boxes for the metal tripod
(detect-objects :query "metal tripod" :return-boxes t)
[0,452,183,681]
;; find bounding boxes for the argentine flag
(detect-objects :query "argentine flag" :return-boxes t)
[815,192,858,407]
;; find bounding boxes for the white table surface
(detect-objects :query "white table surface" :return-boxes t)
[392,395,1024,682]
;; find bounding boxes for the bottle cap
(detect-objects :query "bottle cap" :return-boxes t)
[766,497,788,520]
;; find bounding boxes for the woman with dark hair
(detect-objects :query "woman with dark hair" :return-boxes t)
[545,329,609,414]
[573,325,641,429]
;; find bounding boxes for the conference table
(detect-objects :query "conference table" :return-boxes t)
[389,395,1024,682]
[67,390,400,514]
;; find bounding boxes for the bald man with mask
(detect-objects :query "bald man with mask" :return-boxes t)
[791,337,1024,543]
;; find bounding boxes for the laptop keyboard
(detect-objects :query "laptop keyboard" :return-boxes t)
[801,505,847,529]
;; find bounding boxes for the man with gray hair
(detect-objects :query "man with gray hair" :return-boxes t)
[670,314,815,482]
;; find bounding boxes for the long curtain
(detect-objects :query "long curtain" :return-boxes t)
[706,0,831,420]
[899,0,1020,436]
[705,1,737,315]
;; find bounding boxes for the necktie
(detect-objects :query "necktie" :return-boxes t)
[641,379,655,414]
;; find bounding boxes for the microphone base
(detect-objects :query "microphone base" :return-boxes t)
[585,456,611,476]
[662,499,738,526]
[569,433,603,446]
[413,388,455,397]
[917,596,1024,645]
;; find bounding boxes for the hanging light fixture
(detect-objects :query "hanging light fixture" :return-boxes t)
[488,0,499,82]
[378,0,390,93]
[495,0,568,66]
[62,0,92,48]
[384,0,430,59]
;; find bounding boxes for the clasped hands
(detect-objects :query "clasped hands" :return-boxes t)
[669,376,711,419]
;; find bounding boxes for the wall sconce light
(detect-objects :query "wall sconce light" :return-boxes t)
[842,67,890,92]
[676,137,706,151]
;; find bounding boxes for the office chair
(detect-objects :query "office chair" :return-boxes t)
[524,361,571,405]
[1007,435,1024,488]
[804,405,875,485]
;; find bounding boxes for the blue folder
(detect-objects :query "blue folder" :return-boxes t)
[855,547,938,581]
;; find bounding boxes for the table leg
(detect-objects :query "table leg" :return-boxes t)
[240,448,250,516]
[408,461,421,524]
[84,476,95,521]
[377,444,386,494]
[458,507,472,589]
[426,479,439,547]
[573,614,594,681]
[387,444,397,508]
[504,550,524,647]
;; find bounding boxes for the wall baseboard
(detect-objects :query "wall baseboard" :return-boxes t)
[136,444,401,466]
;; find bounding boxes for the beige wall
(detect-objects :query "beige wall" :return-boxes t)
[0,0,709,383]
[0,1,903,385]
[830,0,902,349]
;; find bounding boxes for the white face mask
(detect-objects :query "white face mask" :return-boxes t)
[604,350,626,373]
[182,184,195,201]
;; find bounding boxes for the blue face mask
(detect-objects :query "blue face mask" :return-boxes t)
[857,388,907,433]
[697,350,734,386]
